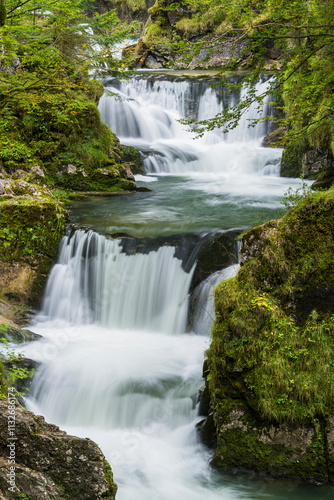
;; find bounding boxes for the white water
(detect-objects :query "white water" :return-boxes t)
[37,230,193,334]
[16,75,326,500]
[191,265,240,336]
[22,231,238,500]
[99,76,281,181]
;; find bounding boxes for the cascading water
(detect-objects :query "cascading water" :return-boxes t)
[99,75,280,177]
[16,73,322,500]
[38,230,193,333]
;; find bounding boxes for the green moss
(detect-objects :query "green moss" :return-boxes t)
[0,74,137,193]
[0,4,6,27]
[280,141,308,178]
[0,198,65,263]
[211,419,328,483]
[120,145,144,174]
[144,23,164,44]
[103,460,118,500]
[206,187,334,480]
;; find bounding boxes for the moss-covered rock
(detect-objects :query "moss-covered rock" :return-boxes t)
[0,73,140,193]
[205,186,334,482]
[0,195,66,310]
[0,400,117,499]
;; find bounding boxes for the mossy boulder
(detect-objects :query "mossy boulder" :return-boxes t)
[121,145,145,174]
[204,186,334,482]
[0,196,66,309]
[0,401,117,499]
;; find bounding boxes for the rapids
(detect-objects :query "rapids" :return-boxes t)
[15,74,332,499]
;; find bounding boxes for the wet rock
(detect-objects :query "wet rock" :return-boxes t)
[145,54,164,69]
[262,126,286,147]
[0,324,41,344]
[190,230,240,291]
[119,165,135,181]
[196,413,217,448]
[0,401,117,499]
[0,458,66,499]
[0,182,4,195]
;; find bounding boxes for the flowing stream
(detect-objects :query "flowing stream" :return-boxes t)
[19,73,333,499]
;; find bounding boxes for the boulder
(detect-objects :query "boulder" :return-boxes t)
[0,400,117,499]
[204,189,334,482]
[262,126,286,148]
[30,165,45,179]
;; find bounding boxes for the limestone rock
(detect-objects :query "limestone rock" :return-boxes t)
[209,404,328,483]
[0,182,4,195]
[62,164,77,174]
[119,165,135,181]
[145,54,164,69]
[301,148,333,178]
[0,262,36,302]
[0,323,41,344]
[0,401,117,499]
[30,165,45,179]
[11,180,41,197]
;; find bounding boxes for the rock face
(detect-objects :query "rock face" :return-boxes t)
[302,148,334,177]
[202,187,334,483]
[0,197,66,315]
[0,400,117,499]
[127,0,283,70]
[281,144,334,188]
[93,0,155,26]
[262,126,286,148]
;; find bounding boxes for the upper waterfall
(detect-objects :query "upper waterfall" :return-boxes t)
[99,75,281,175]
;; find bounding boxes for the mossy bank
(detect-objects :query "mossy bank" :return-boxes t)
[203,186,334,483]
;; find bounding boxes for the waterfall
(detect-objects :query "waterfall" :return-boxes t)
[38,230,194,334]
[190,265,240,336]
[99,75,281,176]
[17,71,314,500]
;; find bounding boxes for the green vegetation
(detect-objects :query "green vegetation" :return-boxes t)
[0,197,65,262]
[0,336,34,399]
[0,0,138,192]
[209,186,334,425]
[205,186,334,480]
[111,0,147,12]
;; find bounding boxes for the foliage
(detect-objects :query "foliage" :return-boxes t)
[281,179,314,209]
[0,1,139,191]
[109,0,146,12]
[0,337,34,399]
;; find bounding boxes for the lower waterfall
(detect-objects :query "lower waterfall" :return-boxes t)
[22,231,243,500]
